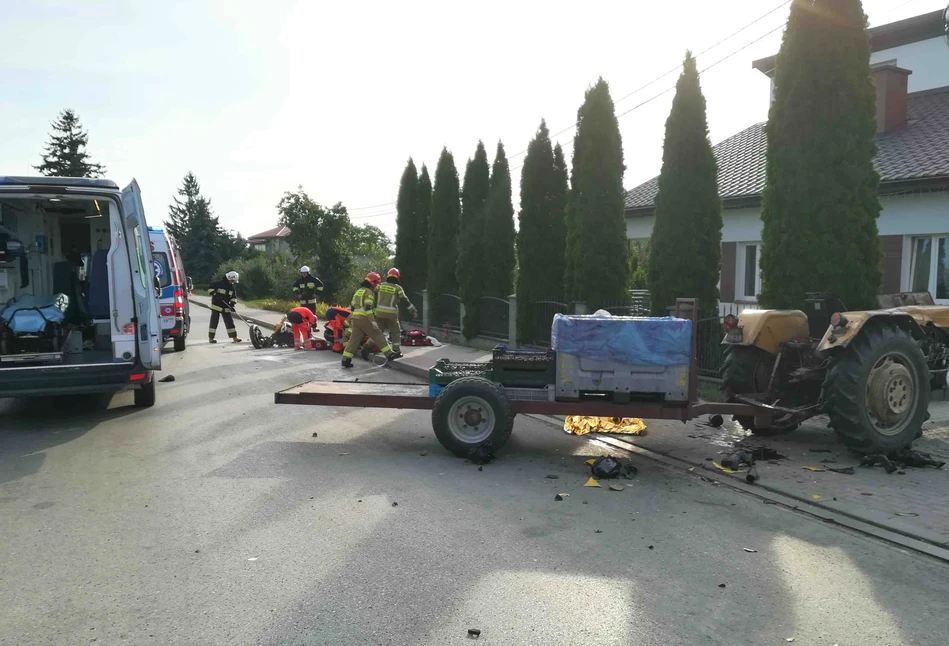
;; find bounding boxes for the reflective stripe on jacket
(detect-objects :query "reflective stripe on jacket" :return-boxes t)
[350,287,374,317]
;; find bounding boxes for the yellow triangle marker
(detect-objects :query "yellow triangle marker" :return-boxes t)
[585,459,596,465]
[584,477,601,487]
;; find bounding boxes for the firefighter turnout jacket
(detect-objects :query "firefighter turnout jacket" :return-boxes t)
[375,282,416,319]
[351,286,376,318]
[293,274,324,305]
[208,277,238,313]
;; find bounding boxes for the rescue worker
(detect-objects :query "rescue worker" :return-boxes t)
[292,266,324,316]
[341,272,394,368]
[207,271,242,343]
[374,268,418,359]
[286,305,317,350]
[324,306,352,353]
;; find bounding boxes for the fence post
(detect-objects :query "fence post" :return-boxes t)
[507,293,518,349]
[422,290,430,334]
[573,301,589,315]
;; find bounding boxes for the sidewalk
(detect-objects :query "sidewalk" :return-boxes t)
[189,294,487,380]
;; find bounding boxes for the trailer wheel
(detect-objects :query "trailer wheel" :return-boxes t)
[432,377,514,458]
[721,345,797,436]
[823,324,929,454]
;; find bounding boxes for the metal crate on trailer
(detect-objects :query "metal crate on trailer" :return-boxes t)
[491,346,556,388]
[429,358,493,388]
[556,354,689,402]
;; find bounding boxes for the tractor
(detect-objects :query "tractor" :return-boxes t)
[721,292,949,454]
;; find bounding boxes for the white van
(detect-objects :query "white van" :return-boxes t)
[0,176,161,407]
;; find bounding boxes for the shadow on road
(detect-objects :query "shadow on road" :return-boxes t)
[0,395,139,485]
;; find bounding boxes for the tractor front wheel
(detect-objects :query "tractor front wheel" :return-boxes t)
[823,324,929,454]
[721,345,798,436]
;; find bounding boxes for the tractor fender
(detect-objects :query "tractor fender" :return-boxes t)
[723,309,809,355]
[816,311,925,353]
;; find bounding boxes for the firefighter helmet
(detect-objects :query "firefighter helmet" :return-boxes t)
[366,272,382,287]
[225,271,240,283]
[386,268,400,279]
[300,265,310,274]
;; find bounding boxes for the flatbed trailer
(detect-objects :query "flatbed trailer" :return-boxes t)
[274,299,768,457]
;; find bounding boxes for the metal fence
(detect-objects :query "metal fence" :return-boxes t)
[401,291,425,326]
[695,303,743,379]
[520,298,569,347]
[431,293,461,333]
[477,295,510,340]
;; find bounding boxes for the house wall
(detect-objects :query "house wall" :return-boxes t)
[626,191,949,305]
[870,37,949,93]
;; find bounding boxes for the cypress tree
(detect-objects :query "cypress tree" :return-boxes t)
[564,78,629,308]
[166,172,229,283]
[34,109,106,178]
[427,148,461,322]
[456,142,491,338]
[414,165,432,294]
[483,141,516,297]
[394,158,419,289]
[551,143,569,290]
[759,0,881,310]
[647,52,722,315]
[516,122,568,342]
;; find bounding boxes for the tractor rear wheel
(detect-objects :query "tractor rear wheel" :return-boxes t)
[823,324,929,454]
[721,345,798,436]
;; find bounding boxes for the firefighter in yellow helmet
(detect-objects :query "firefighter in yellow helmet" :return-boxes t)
[373,268,417,358]
[341,272,394,368]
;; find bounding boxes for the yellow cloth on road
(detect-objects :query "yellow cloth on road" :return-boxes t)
[564,416,647,436]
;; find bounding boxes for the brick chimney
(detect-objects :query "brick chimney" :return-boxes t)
[872,64,912,134]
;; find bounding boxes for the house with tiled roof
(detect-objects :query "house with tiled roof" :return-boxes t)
[625,8,949,307]
[247,224,291,256]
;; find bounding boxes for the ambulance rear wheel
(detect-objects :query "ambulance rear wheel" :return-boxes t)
[432,378,514,458]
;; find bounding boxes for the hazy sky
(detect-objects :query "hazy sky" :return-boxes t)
[1,0,944,242]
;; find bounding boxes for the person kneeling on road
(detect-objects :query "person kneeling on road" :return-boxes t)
[286,306,318,350]
[373,267,417,359]
[207,271,242,344]
[341,272,394,368]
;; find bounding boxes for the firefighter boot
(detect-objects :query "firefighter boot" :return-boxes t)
[341,358,354,369]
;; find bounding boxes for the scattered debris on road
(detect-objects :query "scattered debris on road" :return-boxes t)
[584,477,601,487]
[545,474,559,479]
[467,628,481,638]
[468,441,496,465]
[718,583,726,588]
[590,456,638,480]
[419,451,428,456]
[861,449,945,474]
[743,548,757,553]
[721,451,755,470]
[158,375,175,382]
[391,502,398,507]
[564,416,646,436]
[595,529,603,533]
[827,466,855,475]
[554,493,569,501]
[609,484,625,492]
[311,432,318,437]
[803,466,825,472]
[896,512,920,517]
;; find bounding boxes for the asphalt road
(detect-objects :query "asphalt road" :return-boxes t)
[2,307,949,645]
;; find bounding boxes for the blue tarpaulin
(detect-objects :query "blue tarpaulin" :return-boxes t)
[551,312,692,366]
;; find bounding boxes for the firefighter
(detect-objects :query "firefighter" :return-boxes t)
[341,272,394,368]
[374,268,417,359]
[286,305,317,350]
[292,266,324,316]
[207,271,242,343]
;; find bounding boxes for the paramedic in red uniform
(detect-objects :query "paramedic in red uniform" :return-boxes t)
[286,306,317,350]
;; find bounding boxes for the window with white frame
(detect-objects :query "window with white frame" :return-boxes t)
[909,235,949,302]
[737,242,762,301]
